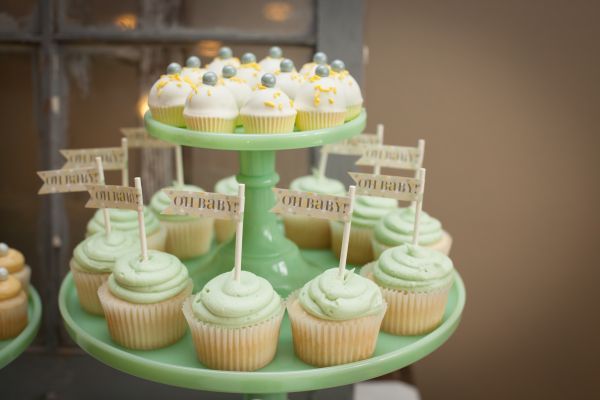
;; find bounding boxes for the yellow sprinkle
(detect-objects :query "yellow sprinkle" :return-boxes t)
[207,89,212,96]
[310,75,321,82]
[177,83,182,88]
[273,91,281,98]
[314,96,321,106]
[264,101,276,108]
[329,98,334,104]
[257,84,267,90]
[289,100,294,107]
[182,77,195,86]
[278,103,283,110]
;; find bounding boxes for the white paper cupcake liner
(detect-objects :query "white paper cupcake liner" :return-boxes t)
[240,114,296,133]
[296,110,346,130]
[150,105,186,127]
[183,298,285,371]
[70,259,110,316]
[215,219,237,243]
[11,266,31,292]
[0,291,28,340]
[146,226,167,252]
[283,215,331,249]
[97,281,193,350]
[371,230,453,259]
[160,217,214,259]
[330,220,375,265]
[287,295,386,367]
[184,115,236,133]
[345,104,363,121]
[361,263,452,336]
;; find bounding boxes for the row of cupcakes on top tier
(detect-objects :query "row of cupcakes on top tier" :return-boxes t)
[148,49,363,133]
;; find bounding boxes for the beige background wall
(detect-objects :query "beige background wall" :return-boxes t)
[363,1,599,398]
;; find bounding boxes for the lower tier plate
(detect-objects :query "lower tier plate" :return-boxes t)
[58,249,465,394]
[0,286,42,369]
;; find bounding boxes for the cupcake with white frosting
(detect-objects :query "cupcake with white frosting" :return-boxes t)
[362,244,454,335]
[287,268,386,367]
[236,52,262,89]
[69,231,139,315]
[258,46,285,74]
[183,269,285,370]
[98,250,193,349]
[207,46,240,74]
[179,56,207,86]
[371,207,453,258]
[240,73,296,133]
[221,65,252,126]
[148,63,195,127]
[214,175,239,243]
[283,172,346,249]
[183,71,238,133]
[0,242,31,291]
[274,59,304,100]
[295,65,346,130]
[299,51,328,77]
[330,59,363,121]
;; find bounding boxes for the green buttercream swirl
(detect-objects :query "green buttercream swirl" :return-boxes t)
[351,196,397,228]
[289,175,346,195]
[150,183,205,222]
[299,268,384,320]
[214,175,239,195]
[374,207,443,246]
[73,231,139,274]
[108,250,190,304]
[373,244,453,291]
[86,207,160,236]
[192,270,283,328]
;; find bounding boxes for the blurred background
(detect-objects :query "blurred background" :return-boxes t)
[1,0,599,399]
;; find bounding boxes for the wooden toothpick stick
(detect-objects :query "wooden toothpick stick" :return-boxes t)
[134,177,148,261]
[233,183,245,281]
[374,124,384,175]
[175,145,184,186]
[412,168,426,246]
[121,138,129,187]
[95,157,111,237]
[338,185,356,278]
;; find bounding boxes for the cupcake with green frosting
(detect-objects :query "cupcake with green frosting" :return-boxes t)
[372,207,452,258]
[284,172,346,249]
[330,196,397,265]
[98,250,193,349]
[182,270,285,371]
[86,207,167,252]
[150,184,214,259]
[213,175,239,243]
[362,244,454,335]
[69,231,139,315]
[287,267,386,367]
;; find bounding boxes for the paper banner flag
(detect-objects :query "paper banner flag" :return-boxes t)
[356,144,421,170]
[37,167,99,194]
[85,184,140,211]
[120,127,175,148]
[161,190,242,220]
[349,172,423,201]
[61,147,126,170]
[322,133,383,156]
[271,188,352,222]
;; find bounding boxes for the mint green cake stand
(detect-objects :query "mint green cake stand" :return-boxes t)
[59,263,465,399]
[0,286,42,369]
[144,110,367,296]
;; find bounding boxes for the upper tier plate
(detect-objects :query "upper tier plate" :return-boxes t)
[144,110,366,151]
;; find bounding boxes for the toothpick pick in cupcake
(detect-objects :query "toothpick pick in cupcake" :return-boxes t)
[161,183,246,279]
[271,185,357,277]
[94,157,112,237]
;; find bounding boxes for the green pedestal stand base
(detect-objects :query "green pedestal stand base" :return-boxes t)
[0,286,42,369]
[58,251,466,399]
[145,110,367,296]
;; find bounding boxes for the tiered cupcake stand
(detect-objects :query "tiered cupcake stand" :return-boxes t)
[0,286,42,369]
[58,110,466,399]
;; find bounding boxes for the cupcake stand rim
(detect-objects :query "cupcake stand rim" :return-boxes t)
[58,270,465,395]
[143,109,367,151]
[0,286,42,369]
